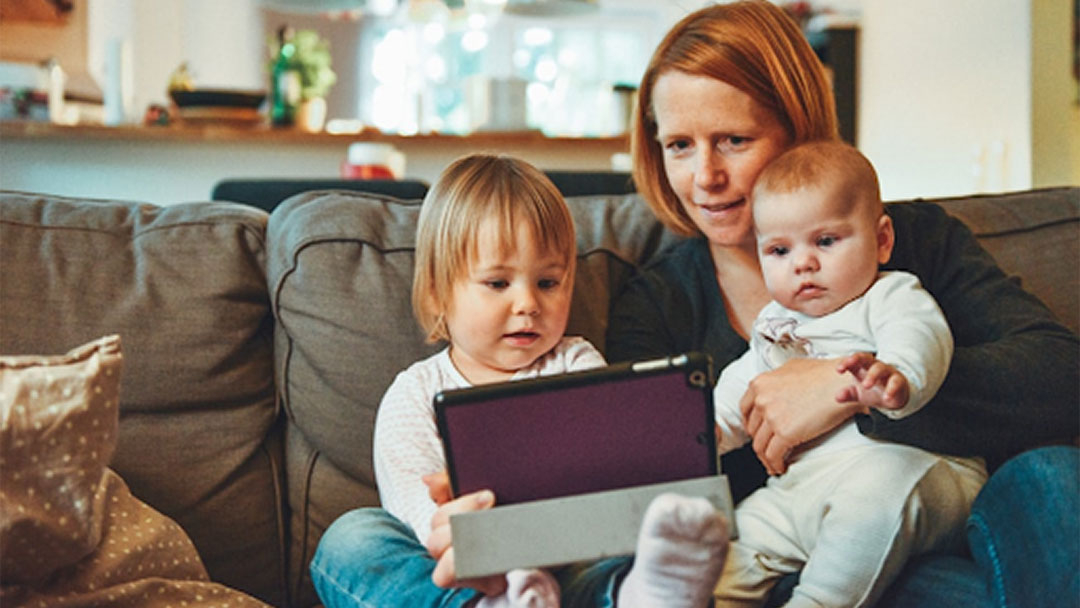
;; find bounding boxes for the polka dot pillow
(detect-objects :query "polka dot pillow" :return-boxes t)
[0,334,123,586]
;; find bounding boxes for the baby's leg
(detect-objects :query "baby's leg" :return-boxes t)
[476,568,560,608]
[789,447,986,608]
[618,493,729,608]
[712,482,807,608]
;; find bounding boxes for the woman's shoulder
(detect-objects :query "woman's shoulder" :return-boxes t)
[885,200,958,234]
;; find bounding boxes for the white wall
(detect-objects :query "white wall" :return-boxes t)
[857,0,1033,199]
[86,0,265,120]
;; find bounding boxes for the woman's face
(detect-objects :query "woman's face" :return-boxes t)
[652,71,792,249]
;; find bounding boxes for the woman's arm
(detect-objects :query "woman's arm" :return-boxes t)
[868,202,1079,466]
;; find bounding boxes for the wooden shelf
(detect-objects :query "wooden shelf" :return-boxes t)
[0,120,629,148]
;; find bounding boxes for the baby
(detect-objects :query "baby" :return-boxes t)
[712,141,988,607]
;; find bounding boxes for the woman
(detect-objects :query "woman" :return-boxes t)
[315,2,1078,606]
[605,1,1078,605]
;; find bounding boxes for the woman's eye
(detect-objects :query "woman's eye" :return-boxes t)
[663,139,690,155]
[719,136,750,151]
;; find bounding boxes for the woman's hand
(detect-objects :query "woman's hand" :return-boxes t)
[739,357,866,475]
[421,472,506,596]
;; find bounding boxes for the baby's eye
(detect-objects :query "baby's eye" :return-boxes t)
[484,279,509,290]
[766,245,789,257]
[538,278,561,290]
[817,235,838,247]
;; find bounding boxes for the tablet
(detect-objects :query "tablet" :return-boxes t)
[435,352,717,505]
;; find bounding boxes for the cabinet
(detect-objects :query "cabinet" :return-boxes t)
[811,25,858,145]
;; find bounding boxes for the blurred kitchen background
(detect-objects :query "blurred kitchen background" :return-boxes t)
[0,0,1077,205]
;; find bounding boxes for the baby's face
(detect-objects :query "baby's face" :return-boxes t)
[444,217,573,384]
[754,182,892,317]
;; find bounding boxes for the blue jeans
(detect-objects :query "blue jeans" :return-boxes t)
[309,507,634,608]
[313,447,1078,607]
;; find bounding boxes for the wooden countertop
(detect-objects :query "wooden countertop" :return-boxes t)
[0,120,629,148]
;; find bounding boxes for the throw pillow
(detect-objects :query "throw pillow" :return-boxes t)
[0,334,123,586]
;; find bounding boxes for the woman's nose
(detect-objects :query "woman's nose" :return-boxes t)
[694,149,727,190]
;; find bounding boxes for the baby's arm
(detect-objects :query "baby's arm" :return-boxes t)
[835,352,910,410]
[847,272,953,419]
[713,351,755,453]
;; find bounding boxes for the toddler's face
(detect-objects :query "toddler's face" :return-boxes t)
[445,217,573,384]
[754,182,892,317]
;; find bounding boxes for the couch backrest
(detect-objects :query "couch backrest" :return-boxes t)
[924,187,1078,335]
[0,192,287,606]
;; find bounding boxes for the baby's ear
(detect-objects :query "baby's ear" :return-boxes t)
[876,214,895,264]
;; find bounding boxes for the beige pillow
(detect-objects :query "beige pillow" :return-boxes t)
[1,334,123,586]
[1,336,271,606]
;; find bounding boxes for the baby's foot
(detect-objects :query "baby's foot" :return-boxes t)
[618,493,729,608]
[476,568,560,608]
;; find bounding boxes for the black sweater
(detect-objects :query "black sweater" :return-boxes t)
[606,201,1079,500]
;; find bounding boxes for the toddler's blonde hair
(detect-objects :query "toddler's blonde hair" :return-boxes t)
[412,153,576,343]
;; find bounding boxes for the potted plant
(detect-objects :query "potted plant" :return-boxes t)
[268,27,337,131]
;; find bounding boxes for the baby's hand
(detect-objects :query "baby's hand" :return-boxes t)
[835,352,910,410]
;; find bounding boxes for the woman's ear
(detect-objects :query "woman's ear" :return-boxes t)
[876,214,895,264]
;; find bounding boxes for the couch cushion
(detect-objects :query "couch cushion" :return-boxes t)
[0,192,286,606]
[266,190,680,606]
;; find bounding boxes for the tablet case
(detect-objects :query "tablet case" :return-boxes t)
[435,352,718,505]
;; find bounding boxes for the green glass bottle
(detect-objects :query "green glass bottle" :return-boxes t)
[270,25,301,127]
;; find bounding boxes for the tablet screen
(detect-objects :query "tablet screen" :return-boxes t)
[435,352,717,505]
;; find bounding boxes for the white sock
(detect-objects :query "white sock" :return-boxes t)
[617,493,729,608]
[475,568,560,608]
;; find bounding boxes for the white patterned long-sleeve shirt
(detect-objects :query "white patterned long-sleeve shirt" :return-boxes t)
[373,336,606,544]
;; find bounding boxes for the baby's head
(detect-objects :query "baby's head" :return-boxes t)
[412,153,576,383]
[751,141,894,317]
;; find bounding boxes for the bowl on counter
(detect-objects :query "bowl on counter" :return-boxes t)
[169,89,266,127]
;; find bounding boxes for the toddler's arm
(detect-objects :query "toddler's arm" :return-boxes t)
[372,371,447,544]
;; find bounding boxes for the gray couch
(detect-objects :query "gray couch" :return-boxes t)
[1,186,1076,607]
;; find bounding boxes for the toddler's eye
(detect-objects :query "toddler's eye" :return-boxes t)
[766,246,789,257]
[484,279,509,290]
[538,278,560,290]
[817,236,837,247]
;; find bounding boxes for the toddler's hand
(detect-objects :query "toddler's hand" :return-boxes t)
[835,352,910,410]
[423,470,452,505]
[426,487,506,595]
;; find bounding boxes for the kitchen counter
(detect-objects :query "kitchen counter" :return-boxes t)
[0,121,630,205]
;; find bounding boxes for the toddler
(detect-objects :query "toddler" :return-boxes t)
[712,141,988,607]
[364,153,727,608]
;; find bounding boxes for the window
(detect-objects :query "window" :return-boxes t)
[357,4,660,136]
